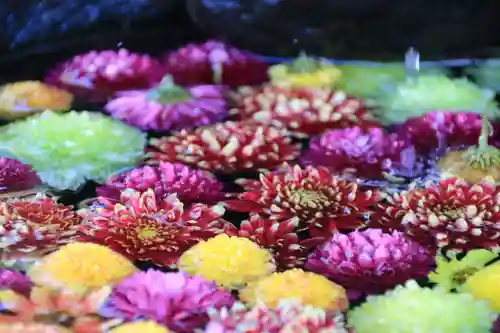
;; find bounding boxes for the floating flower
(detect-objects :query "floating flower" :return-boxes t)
[348,280,496,333]
[96,162,225,204]
[0,81,73,120]
[374,74,499,125]
[205,300,350,333]
[466,60,500,92]
[305,229,433,299]
[429,249,497,292]
[465,260,500,311]
[146,122,300,173]
[108,321,170,333]
[0,158,40,195]
[0,269,33,297]
[27,242,137,294]
[0,110,146,190]
[231,85,377,136]
[239,269,348,311]
[79,189,229,268]
[104,75,228,132]
[178,234,275,289]
[102,270,235,332]
[268,53,341,89]
[44,49,164,102]
[162,40,268,87]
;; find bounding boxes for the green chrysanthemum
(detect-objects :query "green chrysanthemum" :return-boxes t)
[374,74,498,125]
[349,280,496,333]
[466,61,500,92]
[0,110,146,190]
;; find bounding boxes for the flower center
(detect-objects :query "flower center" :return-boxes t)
[286,52,322,73]
[440,207,463,220]
[451,267,478,285]
[289,189,328,208]
[137,227,157,240]
[147,75,191,104]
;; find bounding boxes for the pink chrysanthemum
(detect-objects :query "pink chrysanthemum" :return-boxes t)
[78,189,231,267]
[0,158,40,195]
[44,49,164,102]
[162,40,269,87]
[104,75,228,132]
[305,229,434,299]
[101,269,235,333]
[301,127,411,180]
[96,162,225,204]
[231,85,379,136]
[146,122,301,173]
[0,269,33,297]
[369,178,500,253]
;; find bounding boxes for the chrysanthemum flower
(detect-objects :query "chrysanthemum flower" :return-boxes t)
[466,60,500,92]
[104,75,228,132]
[146,122,300,173]
[102,270,235,332]
[0,110,146,190]
[96,162,225,204]
[79,189,230,268]
[178,234,275,289]
[305,229,433,298]
[0,269,33,297]
[108,321,170,333]
[231,85,378,136]
[162,40,269,87]
[205,299,350,333]
[348,280,496,333]
[0,158,40,195]
[44,49,164,102]
[27,242,137,294]
[465,261,500,311]
[239,269,348,311]
[0,323,72,333]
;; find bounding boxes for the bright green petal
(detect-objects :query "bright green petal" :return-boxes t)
[461,249,497,268]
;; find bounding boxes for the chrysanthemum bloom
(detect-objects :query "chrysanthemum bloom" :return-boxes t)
[105,75,228,132]
[0,81,73,120]
[102,270,235,332]
[466,60,500,93]
[231,85,378,136]
[305,229,433,299]
[0,157,40,195]
[0,323,72,333]
[44,49,164,102]
[27,242,137,294]
[162,40,268,87]
[146,122,300,173]
[428,249,497,291]
[79,189,230,268]
[0,269,33,297]
[239,269,348,311]
[369,178,500,253]
[465,261,500,312]
[108,321,170,333]
[226,164,378,237]
[178,234,275,289]
[205,299,350,333]
[0,110,146,190]
[96,162,225,204]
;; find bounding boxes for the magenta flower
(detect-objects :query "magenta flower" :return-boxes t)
[0,158,41,194]
[0,269,33,297]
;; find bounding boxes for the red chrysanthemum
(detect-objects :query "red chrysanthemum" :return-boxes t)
[162,40,269,87]
[231,85,379,136]
[369,178,500,253]
[44,49,164,102]
[146,121,301,173]
[78,188,232,267]
[0,158,40,196]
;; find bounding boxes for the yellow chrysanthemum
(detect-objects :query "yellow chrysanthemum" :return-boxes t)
[109,321,170,333]
[465,260,500,311]
[429,249,497,291]
[239,268,348,311]
[178,234,275,289]
[27,242,137,294]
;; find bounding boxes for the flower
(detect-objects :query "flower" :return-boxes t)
[305,229,433,298]
[44,49,164,102]
[102,270,235,332]
[79,189,230,267]
[0,323,72,333]
[301,127,411,179]
[178,234,275,289]
[96,162,225,204]
[104,75,228,132]
[466,60,500,92]
[205,300,350,333]
[231,85,378,136]
[464,260,500,311]
[268,53,341,89]
[348,280,496,333]
[429,249,497,291]
[369,178,500,253]
[239,269,348,311]
[146,122,300,173]
[108,321,170,333]
[162,40,268,87]
[0,81,73,120]
[0,110,146,190]
[374,74,499,125]
[0,158,40,194]
[27,242,137,294]
[0,269,33,297]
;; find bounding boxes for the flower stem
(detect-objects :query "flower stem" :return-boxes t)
[464,115,500,170]
[147,75,191,104]
[287,51,321,73]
